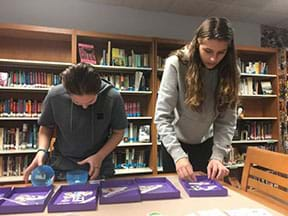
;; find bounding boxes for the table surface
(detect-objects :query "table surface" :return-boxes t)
[1,174,287,216]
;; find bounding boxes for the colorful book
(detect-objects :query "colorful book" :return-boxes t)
[0,72,8,86]
[78,43,97,64]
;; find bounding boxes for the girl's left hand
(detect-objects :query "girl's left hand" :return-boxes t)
[207,159,229,180]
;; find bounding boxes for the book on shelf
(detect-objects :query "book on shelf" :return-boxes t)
[125,101,141,117]
[123,123,151,143]
[238,59,268,74]
[0,72,8,86]
[107,41,111,66]
[2,71,61,88]
[233,121,273,141]
[134,71,143,91]
[1,154,33,177]
[240,78,273,95]
[111,48,126,66]
[100,49,107,65]
[0,128,3,150]
[0,123,39,150]
[78,43,97,64]
[112,148,148,169]
[260,81,273,95]
[138,125,150,143]
[0,98,42,117]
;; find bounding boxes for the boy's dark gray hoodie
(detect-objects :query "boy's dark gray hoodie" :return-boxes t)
[39,79,128,174]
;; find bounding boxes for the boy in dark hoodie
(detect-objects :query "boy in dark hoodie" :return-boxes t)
[24,63,128,182]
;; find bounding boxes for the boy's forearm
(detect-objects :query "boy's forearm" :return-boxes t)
[38,126,54,150]
[96,129,124,160]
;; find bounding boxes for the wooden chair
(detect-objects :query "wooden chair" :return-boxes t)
[241,147,288,208]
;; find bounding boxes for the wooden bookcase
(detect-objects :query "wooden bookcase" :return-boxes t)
[153,38,187,172]
[0,23,281,183]
[0,23,74,183]
[278,48,288,153]
[228,46,280,173]
[75,30,157,175]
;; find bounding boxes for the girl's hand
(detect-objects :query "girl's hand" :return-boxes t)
[207,159,229,180]
[176,157,197,181]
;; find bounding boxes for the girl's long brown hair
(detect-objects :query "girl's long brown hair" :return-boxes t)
[176,17,239,112]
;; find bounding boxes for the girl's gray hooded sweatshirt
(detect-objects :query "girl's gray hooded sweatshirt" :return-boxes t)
[154,55,237,163]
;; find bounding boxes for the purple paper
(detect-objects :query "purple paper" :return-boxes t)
[99,179,141,204]
[0,186,53,214]
[180,175,228,197]
[135,177,180,200]
[48,184,99,213]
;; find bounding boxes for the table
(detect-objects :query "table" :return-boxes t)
[1,175,287,215]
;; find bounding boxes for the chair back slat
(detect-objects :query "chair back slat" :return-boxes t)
[247,178,288,202]
[249,167,288,188]
[241,147,288,205]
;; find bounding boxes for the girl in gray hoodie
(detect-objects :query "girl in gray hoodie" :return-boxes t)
[155,17,239,181]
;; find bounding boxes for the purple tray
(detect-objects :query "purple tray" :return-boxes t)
[99,179,141,204]
[48,184,99,213]
[0,186,53,214]
[179,175,228,197]
[135,177,180,200]
[0,187,12,199]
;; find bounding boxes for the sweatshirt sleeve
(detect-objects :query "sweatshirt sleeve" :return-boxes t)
[211,107,237,161]
[38,87,56,128]
[154,57,188,162]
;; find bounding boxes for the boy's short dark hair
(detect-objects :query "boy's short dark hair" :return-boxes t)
[61,63,101,95]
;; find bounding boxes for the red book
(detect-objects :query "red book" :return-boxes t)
[78,43,97,64]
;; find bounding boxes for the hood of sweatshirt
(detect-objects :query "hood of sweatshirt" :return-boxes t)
[69,78,114,133]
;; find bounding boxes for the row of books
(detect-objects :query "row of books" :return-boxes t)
[0,71,61,88]
[0,154,33,176]
[0,122,151,150]
[240,78,273,95]
[233,121,273,141]
[156,55,166,69]
[112,148,148,169]
[225,145,276,167]
[123,123,151,143]
[0,124,38,150]
[100,71,148,91]
[79,42,150,68]
[124,101,141,117]
[237,58,268,74]
[110,47,149,68]
[157,146,163,168]
[0,99,42,117]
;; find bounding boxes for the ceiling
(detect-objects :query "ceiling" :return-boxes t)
[85,0,288,29]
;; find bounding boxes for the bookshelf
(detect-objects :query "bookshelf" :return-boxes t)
[278,48,288,153]
[154,38,187,172]
[0,23,74,181]
[75,30,156,175]
[0,23,282,183]
[228,46,280,172]
[154,38,188,88]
